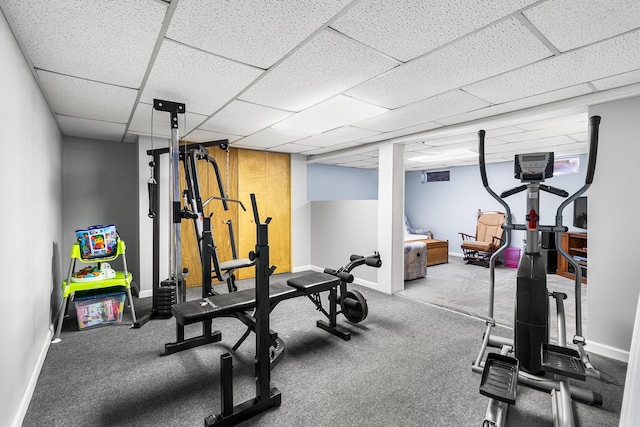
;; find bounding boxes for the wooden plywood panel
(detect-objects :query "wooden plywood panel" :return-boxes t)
[266,152,291,274]
[237,149,266,279]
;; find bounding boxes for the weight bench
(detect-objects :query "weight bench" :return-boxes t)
[172,271,338,325]
[166,271,361,357]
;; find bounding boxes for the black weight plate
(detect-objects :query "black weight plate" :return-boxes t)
[341,290,368,323]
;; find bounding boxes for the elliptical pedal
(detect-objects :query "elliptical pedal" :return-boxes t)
[541,343,586,381]
[480,353,520,405]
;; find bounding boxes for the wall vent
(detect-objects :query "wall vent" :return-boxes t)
[421,170,450,183]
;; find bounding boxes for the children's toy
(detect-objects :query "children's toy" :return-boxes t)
[75,291,126,329]
[71,266,104,282]
[71,263,117,282]
[75,224,119,260]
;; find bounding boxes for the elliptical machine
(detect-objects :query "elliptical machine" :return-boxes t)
[472,116,603,426]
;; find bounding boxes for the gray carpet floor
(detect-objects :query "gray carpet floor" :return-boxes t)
[398,256,587,342]
[23,264,626,426]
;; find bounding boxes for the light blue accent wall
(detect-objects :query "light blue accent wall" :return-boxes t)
[308,163,378,201]
[405,154,588,252]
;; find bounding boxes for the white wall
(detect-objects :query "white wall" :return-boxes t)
[310,200,379,287]
[588,97,640,360]
[308,163,378,200]
[0,13,63,427]
[291,154,311,271]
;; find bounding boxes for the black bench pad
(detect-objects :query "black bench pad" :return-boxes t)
[287,272,338,291]
[172,272,340,326]
[218,258,254,271]
[172,282,293,325]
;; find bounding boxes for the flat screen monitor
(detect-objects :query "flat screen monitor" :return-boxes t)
[573,197,587,229]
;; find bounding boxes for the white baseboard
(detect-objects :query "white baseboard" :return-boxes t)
[353,277,379,289]
[292,265,313,273]
[138,289,153,298]
[13,329,52,427]
[586,340,629,363]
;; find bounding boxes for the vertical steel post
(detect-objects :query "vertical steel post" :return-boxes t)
[153,99,186,303]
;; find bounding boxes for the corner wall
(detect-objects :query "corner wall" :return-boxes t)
[588,96,640,360]
[62,136,140,281]
[0,12,63,427]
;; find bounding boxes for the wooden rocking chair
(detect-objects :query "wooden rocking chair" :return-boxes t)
[459,212,506,267]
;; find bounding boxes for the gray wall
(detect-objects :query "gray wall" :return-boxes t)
[405,155,589,252]
[308,163,378,200]
[310,200,379,286]
[1,12,63,427]
[62,136,140,281]
[589,96,640,360]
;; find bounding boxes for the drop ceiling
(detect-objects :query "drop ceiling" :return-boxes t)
[2,0,640,170]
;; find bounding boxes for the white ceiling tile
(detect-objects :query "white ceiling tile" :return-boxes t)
[355,122,443,143]
[3,0,167,87]
[463,31,640,103]
[183,129,242,144]
[273,95,387,134]
[515,113,587,131]
[239,29,399,111]
[167,0,353,69]
[57,115,125,142]
[302,141,364,155]
[332,154,378,165]
[268,143,321,154]
[128,102,208,138]
[495,123,586,143]
[354,90,490,132]
[37,70,137,123]
[486,135,577,153]
[592,69,640,91]
[295,126,381,147]
[568,132,588,142]
[438,84,593,125]
[552,142,589,154]
[418,134,477,148]
[331,0,537,61]
[232,128,308,150]
[141,39,263,115]
[523,0,640,52]
[199,101,293,136]
[347,17,552,108]
[335,160,378,169]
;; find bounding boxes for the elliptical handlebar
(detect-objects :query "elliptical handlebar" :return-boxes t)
[478,130,489,188]
[500,184,528,198]
[539,184,569,198]
[585,115,601,185]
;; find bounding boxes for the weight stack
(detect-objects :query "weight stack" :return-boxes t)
[155,280,177,318]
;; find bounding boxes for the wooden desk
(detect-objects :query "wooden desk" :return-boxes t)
[406,239,449,266]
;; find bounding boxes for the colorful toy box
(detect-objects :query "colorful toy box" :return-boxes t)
[75,224,118,260]
[74,290,126,330]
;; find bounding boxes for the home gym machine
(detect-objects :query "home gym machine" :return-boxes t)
[168,200,380,357]
[187,194,381,426]
[472,115,603,426]
[134,99,253,329]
